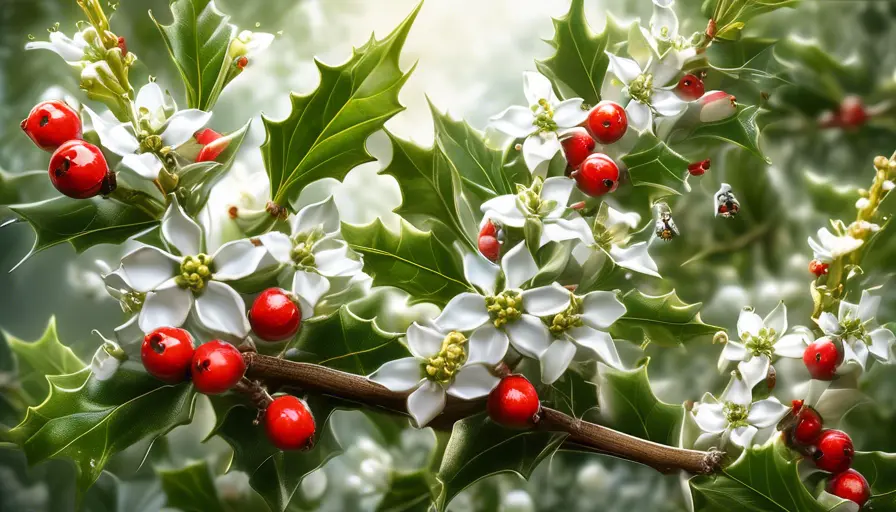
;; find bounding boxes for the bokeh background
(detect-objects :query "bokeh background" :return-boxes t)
[2,0,896,510]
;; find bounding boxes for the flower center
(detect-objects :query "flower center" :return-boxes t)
[532,98,557,133]
[175,254,214,292]
[515,177,557,218]
[548,295,583,335]
[119,290,145,314]
[840,316,869,344]
[742,327,777,358]
[723,402,749,428]
[423,331,468,384]
[291,228,325,268]
[628,73,654,104]
[485,290,524,328]
[138,133,163,154]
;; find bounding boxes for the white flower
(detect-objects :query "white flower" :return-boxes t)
[368,322,501,427]
[89,338,125,381]
[883,180,894,191]
[698,91,738,123]
[817,290,895,369]
[257,196,363,319]
[83,81,212,180]
[855,197,870,210]
[490,72,589,173]
[647,0,697,68]
[605,49,688,132]
[105,198,268,339]
[718,303,813,389]
[807,227,863,263]
[481,177,595,248]
[540,291,627,384]
[25,28,92,65]
[231,30,276,60]
[608,242,660,278]
[692,374,790,449]
[594,205,661,278]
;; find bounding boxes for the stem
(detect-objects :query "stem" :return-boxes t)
[242,353,723,475]
[107,185,165,218]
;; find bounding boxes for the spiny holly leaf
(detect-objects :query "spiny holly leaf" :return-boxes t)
[853,451,896,510]
[178,120,252,216]
[377,469,437,512]
[150,0,237,111]
[435,413,567,511]
[287,305,408,376]
[7,196,159,269]
[7,367,195,494]
[610,289,722,348]
[159,460,226,512]
[620,133,689,197]
[342,218,472,306]
[690,439,845,511]
[705,0,799,41]
[0,170,48,206]
[597,360,682,446]
[4,317,83,407]
[262,4,419,207]
[545,367,600,422]
[690,105,767,162]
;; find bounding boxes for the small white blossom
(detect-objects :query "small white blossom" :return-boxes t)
[692,374,789,450]
[807,227,863,263]
[605,49,688,132]
[231,30,276,60]
[25,28,92,65]
[595,205,661,278]
[817,290,895,369]
[855,197,870,210]
[883,180,894,191]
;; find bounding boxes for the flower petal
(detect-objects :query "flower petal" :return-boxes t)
[114,315,144,357]
[542,217,596,246]
[763,301,788,338]
[539,338,577,384]
[161,109,213,148]
[568,325,622,369]
[693,403,727,433]
[135,82,166,114]
[738,354,770,390]
[729,425,758,448]
[774,333,810,358]
[369,358,424,392]
[139,279,193,332]
[869,328,895,362]
[650,3,679,41]
[464,251,499,295]
[162,200,204,256]
[838,299,859,324]
[541,176,575,206]
[522,132,561,173]
[467,323,509,365]
[720,340,747,363]
[817,312,841,335]
[257,232,293,265]
[522,71,556,107]
[521,283,570,316]
[857,290,880,323]
[406,323,443,359]
[723,375,752,407]
[313,242,363,277]
[291,270,330,320]
[489,105,536,138]
[481,194,525,228]
[90,345,122,381]
[120,246,179,292]
[407,380,446,427]
[606,53,642,84]
[625,101,652,132]
[552,98,589,128]
[501,242,538,290]
[447,364,500,400]
[434,293,489,332]
[581,291,626,329]
[82,105,140,156]
[505,314,551,358]
[121,153,163,180]
[212,239,267,281]
[292,196,341,235]
[737,309,764,339]
[747,398,789,428]
[609,242,661,278]
[194,281,249,338]
[651,89,687,117]
[27,31,86,62]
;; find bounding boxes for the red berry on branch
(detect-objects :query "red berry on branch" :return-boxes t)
[791,399,804,415]
[487,375,541,428]
[478,235,501,262]
[561,129,595,169]
[265,395,316,450]
[572,153,619,197]
[839,96,868,128]
[676,74,705,101]
[828,469,870,508]
[22,100,82,152]
[141,327,195,383]
[249,288,302,342]
[803,338,841,380]
[793,406,824,445]
[479,220,497,238]
[191,341,246,394]
[587,101,627,144]
[813,429,854,474]
[687,159,711,176]
[809,259,829,277]
[48,140,111,199]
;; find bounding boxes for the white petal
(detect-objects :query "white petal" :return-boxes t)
[292,196,341,235]
[241,31,275,56]
[82,105,139,156]
[406,323,444,359]
[651,89,688,117]
[314,247,363,277]
[120,246,179,292]
[541,177,575,206]
[625,101,653,132]
[27,31,86,62]
[606,207,641,231]
[803,378,832,407]
[407,380,446,427]
[212,239,267,281]
[194,281,249,338]
[139,279,193,332]
[609,242,660,278]
[369,358,424,392]
[568,325,621,369]
[723,375,752,407]
[747,398,789,428]
[720,340,748,362]
[161,109,212,148]
[135,82,166,114]
[851,341,869,369]
[467,324,509,365]
[857,291,880,323]
[114,316,144,357]
[257,232,293,264]
[693,403,727,433]
[539,338,577,384]
[763,302,788,338]
[737,310,764,339]
[606,53,642,84]
[162,200,204,255]
[90,346,122,381]
[501,242,538,290]
[869,328,895,362]
[447,364,500,400]
[838,299,859,324]
[489,105,536,138]
[522,133,561,173]
[774,333,809,358]
[729,425,758,448]
[738,354,770,389]
[552,98,589,128]
[650,3,679,41]
[121,153,163,180]
[434,293,489,332]
[522,71,556,106]
[463,251,499,295]
[291,270,330,319]
[505,314,551,358]
[542,217,595,246]
[581,291,626,329]
[521,283,571,316]
[481,194,526,228]
[818,312,841,335]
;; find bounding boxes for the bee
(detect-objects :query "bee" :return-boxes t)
[714,183,740,218]
[653,202,679,240]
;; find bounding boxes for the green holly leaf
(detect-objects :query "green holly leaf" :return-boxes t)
[377,469,437,512]
[151,0,237,111]
[690,439,844,511]
[0,170,49,206]
[610,289,722,348]
[597,360,682,446]
[262,4,419,207]
[159,460,226,512]
[853,451,896,510]
[342,218,472,306]
[545,366,600,422]
[620,133,689,196]
[7,196,159,270]
[706,0,799,41]
[178,120,252,216]
[435,413,567,511]
[4,317,83,407]
[690,105,767,162]
[7,367,195,493]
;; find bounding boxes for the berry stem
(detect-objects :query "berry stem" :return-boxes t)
[106,184,165,218]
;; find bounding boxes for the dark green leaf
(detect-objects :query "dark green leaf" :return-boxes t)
[853,451,896,510]
[620,133,689,196]
[709,0,799,41]
[545,367,600,422]
[178,120,252,216]
[0,170,48,206]
[342,218,472,306]
[377,469,437,512]
[262,4,419,206]
[610,289,722,348]
[5,317,83,407]
[597,360,682,446]
[690,105,767,162]
[159,460,226,512]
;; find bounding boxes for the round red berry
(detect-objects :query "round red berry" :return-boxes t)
[249,288,302,342]
[676,74,705,101]
[265,395,316,450]
[561,130,595,169]
[803,338,841,380]
[141,327,195,383]
[687,159,710,176]
[828,469,870,508]
[587,101,627,144]
[195,128,223,146]
[48,140,110,199]
[839,96,867,128]
[237,56,249,69]
[479,220,497,238]
[814,429,854,474]
[195,129,230,162]
[478,235,501,262]
[488,375,541,428]
[793,406,824,445]
[809,260,829,277]
[572,153,620,197]
[191,341,246,395]
[21,100,82,152]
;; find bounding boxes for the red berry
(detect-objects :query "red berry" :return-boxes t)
[478,235,501,262]
[791,399,804,415]
[809,260,829,277]
[487,375,541,428]
[21,100,82,151]
[828,469,870,508]
[587,101,627,144]
[141,327,195,383]
[676,74,706,101]
[117,36,128,57]
[572,153,620,197]
[814,429,854,474]
[194,128,223,146]
[803,338,841,380]
[237,56,249,69]
[265,395,316,450]
[839,96,867,128]
[191,341,246,394]
[561,130,595,168]
[479,220,497,238]
[249,288,302,342]
[687,159,711,176]
[793,406,824,445]
[48,140,110,199]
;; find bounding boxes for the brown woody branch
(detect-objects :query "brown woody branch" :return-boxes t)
[242,352,722,475]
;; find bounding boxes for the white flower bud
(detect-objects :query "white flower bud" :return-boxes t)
[856,197,871,209]
[699,90,738,123]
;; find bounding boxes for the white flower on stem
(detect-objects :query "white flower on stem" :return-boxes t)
[83,81,212,180]
[258,196,363,319]
[105,197,268,339]
[230,30,276,61]
[605,50,688,132]
[489,72,589,173]
[807,227,863,263]
[692,374,790,449]
[540,291,627,384]
[25,28,94,66]
[817,290,895,369]
[368,322,501,427]
[648,0,698,68]
[481,177,595,248]
[594,205,661,278]
[89,334,127,381]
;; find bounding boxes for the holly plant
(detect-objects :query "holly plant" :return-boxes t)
[3,0,896,511]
